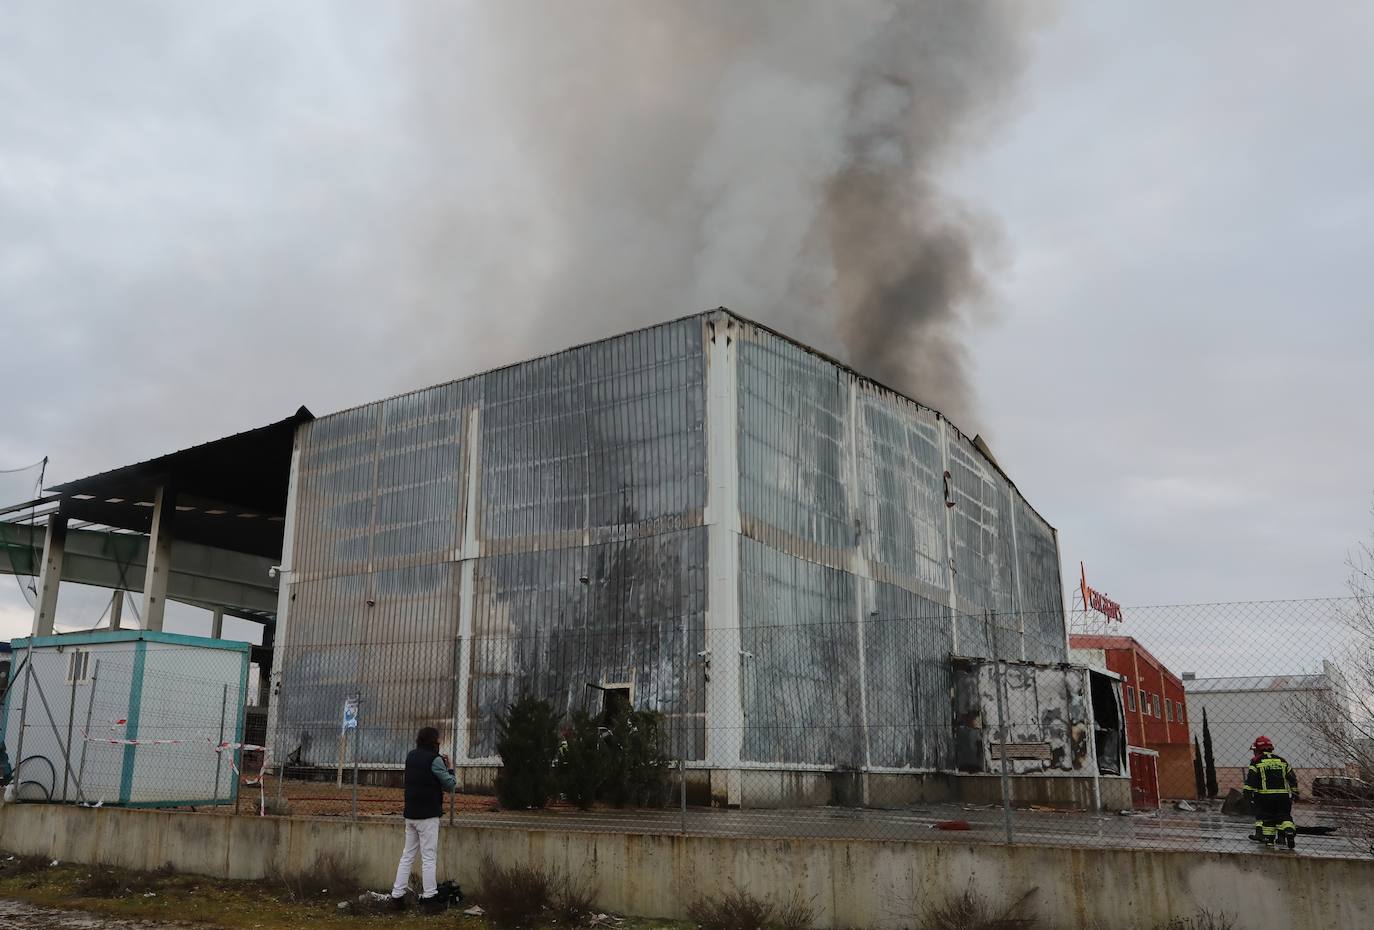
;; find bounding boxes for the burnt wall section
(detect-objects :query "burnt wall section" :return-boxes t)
[467,529,707,761]
[274,318,707,767]
[273,310,1065,776]
[952,657,1093,776]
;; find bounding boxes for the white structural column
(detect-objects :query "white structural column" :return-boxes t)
[264,437,305,756]
[845,381,872,779]
[703,315,743,804]
[108,590,124,630]
[939,422,960,654]
[453,406,483,765]
[140,485,176,632]
[210,607,224,639]
[31,513,68,636]
[1009,488,1027,661]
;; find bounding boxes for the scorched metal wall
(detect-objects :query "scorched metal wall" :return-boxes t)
[274,319,707,766]
[272,310,1065,773]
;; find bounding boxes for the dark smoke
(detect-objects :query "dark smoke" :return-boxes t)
[405,1,1042,430]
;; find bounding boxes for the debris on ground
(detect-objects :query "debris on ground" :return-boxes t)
[932,819,972,831]
[1175,800,1197,812]
[1220,788,1249,816]
[462,904,486,916]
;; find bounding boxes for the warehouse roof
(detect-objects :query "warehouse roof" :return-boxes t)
[1185,673,1331,693]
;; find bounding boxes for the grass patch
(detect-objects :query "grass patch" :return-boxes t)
[687,888,815,930]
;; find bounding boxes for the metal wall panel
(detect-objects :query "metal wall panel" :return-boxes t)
[853,389,947,600]
[278,316,708,766]
[863,581,954,770]
[467,528,706,761]
[1015,495,1067,663]
[738,538,861,767]
[737,332,852,562]
[276,310,1063,773]
[733,319,1066,771]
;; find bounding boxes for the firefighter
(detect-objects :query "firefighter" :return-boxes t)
[1244,735,1298,849]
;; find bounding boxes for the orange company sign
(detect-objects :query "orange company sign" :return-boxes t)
[1080,562,1123,622]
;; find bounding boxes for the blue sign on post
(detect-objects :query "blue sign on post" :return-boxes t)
[342,696,359,734]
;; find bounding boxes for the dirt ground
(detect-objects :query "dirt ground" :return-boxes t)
[205,778,584,819]
[0,898,192,929]
[0,855,673,930]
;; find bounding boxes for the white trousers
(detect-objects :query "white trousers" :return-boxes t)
[391,816,441,899]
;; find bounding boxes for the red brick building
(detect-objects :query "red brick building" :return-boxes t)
[1069,634,1194,799]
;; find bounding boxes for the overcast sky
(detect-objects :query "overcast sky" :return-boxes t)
[2,3,1372,665]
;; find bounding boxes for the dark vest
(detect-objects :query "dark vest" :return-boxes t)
[404,747,444,820]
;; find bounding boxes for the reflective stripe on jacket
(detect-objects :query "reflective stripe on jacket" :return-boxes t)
[1244,752,1297,796]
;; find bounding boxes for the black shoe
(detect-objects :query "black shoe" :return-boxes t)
[389,894,407,912]
[1285,830,1296,850]
[420,895,445,914]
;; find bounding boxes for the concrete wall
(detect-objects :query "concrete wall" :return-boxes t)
[2,804,1370,930]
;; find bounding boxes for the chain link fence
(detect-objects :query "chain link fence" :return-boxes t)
[3,597,1370,860]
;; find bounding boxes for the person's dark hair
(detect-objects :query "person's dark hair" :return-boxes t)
[417,726,441,751]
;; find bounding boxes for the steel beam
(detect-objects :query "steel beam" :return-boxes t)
[31,513,67,636]
[0,521,278,617]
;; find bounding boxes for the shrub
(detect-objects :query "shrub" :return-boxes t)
[0,853,52,876]
[688,888,776,930]
[276,852,360,901]
[495,696,561,809]
[774,893,815,930]
[479,857,553,928]
[602,708,673,808]
[557,710,608,810]
[916,887,1038,930]
[552,872,599,926]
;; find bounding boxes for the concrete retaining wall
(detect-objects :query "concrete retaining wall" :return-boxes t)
[1,804,1370,930]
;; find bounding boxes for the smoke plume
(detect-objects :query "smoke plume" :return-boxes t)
[404,2,1041,429]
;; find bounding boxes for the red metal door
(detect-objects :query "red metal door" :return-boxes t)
[1130,750,1160,809]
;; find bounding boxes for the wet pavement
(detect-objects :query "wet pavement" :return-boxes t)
[0,899,190,929]
[427,800,1372,861]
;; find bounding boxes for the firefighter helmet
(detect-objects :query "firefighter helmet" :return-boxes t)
[1252,735,1274,753]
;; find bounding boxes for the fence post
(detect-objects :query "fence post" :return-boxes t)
[351,695,361,822]
[75,659,99,794]
[61,669,79,801]
[987,613,1015,844]
[12,651,33,798]
[451,634,461,827]
[214,683,228,803]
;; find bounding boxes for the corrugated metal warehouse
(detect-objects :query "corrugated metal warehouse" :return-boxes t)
[264,309,1086,806]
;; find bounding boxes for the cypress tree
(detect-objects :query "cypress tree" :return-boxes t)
[1202,707,1219,799]
[1193,735,1206,800]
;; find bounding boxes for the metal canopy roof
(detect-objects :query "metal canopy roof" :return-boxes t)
[46,407,312,558]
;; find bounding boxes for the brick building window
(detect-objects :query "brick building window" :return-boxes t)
[1126,686,1136,711]
[1165,698,1173,721]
